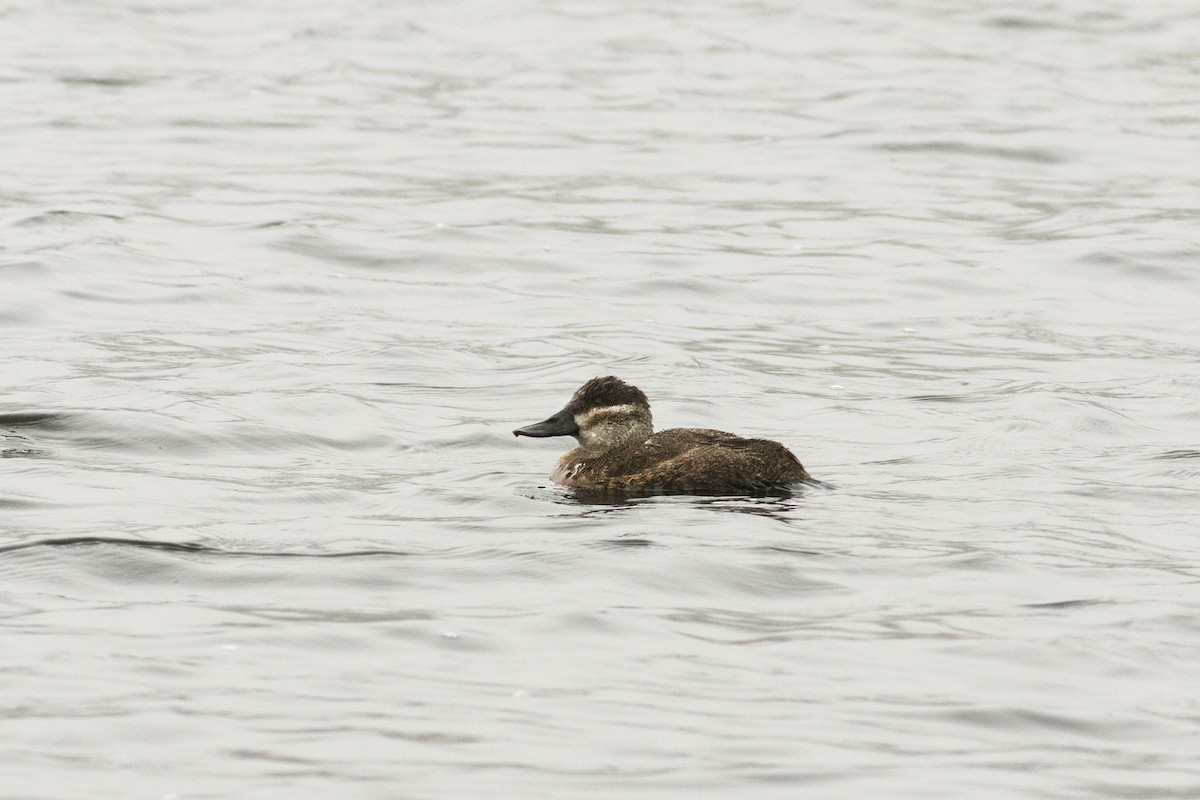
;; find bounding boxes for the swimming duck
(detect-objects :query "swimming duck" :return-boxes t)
[513,376,813,494]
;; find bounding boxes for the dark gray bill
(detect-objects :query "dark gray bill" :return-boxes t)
[513,406,579,438]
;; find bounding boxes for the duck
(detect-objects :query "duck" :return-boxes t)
[513,376,813,495]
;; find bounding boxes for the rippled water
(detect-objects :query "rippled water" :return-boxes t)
[4,0,1200,797]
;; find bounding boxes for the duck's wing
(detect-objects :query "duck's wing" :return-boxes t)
[606,428,809,492]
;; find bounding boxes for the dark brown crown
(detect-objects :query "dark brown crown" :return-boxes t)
[568,376,649,413]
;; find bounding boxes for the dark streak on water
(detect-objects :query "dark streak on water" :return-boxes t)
[0,536,414,559]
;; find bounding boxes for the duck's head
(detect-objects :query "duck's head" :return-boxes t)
[513,376,653,453]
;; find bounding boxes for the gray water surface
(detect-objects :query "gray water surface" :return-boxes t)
[4,1,1200,798]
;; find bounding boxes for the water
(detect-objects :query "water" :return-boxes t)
[3,0,1200,797]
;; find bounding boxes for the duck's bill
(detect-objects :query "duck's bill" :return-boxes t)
[512,407,579,438]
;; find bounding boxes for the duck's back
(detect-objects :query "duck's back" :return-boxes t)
[557,427,811,493]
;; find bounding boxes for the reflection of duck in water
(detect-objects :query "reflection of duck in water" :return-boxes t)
[513,376,814,495]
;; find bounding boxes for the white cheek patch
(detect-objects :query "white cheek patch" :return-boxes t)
[574,404,640,428]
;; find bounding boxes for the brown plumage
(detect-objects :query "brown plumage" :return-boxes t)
[513,376,812,495]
